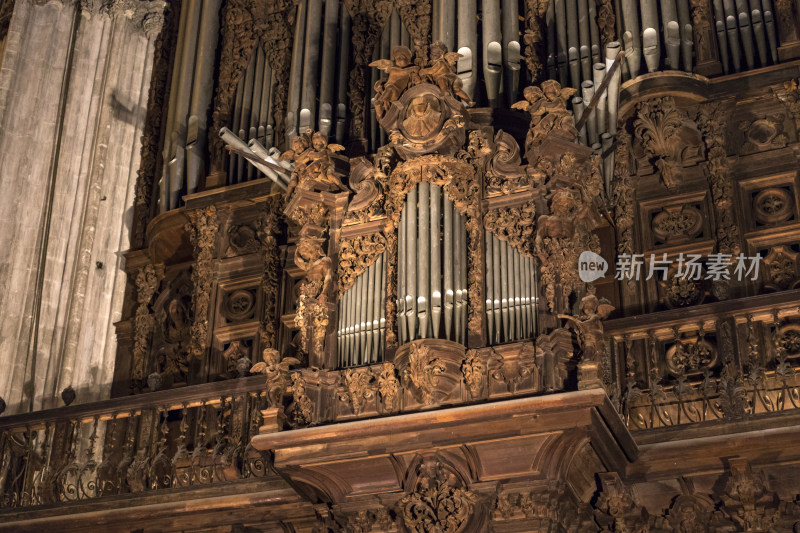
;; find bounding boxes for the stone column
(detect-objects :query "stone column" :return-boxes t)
[0,0,165,413]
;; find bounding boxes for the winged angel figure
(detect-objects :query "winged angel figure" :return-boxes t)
[369,46,420,118]
[558,295,614,363]
[280,130,347,197]
[511,80,578,147]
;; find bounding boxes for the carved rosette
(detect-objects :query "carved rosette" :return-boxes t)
[696,101,741,256]
[186,206,219,360]
[132,263,163,381]
[337,232,387,295]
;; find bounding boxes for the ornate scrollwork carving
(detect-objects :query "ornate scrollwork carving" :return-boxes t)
[485,130,527,196]
[666,338,717,376]
[613,131,634,259]
[523,0,549,83]
[651,205,704,243]
[287,372,313,428]
[461,349,487,399]
[398,460,479,533]
[402,343,446,406]
[484,202,537,257]
[633,97,686,190]
[337,232,387,295]
[345,156,388,225]
[375,362,400,411]
[186,206,219,361]
[696,101,741,256]
[489,344,538,394]
[763,246,800,291]
[133,263,163,382]
[593,472,650,531]
[338,368,375,415]
[258,196,283,349]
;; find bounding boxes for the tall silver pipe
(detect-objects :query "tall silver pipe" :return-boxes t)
[763,0,778,63]
[370,43,380,151]
[458,214,467,344]
[433,0,440,41]
[502,0,521,102]
[483,0,503,106]
[444,192,454,340]
[566,0,582,86]
[237,53,256,182]
[248,49,265,182]
[605,42,621,135]
[621,0,642,77]
[581,80,597,145]
[431,185,442,337]
[723,0,743,71]
[524,254,532,338]
[555,0,569,85]
[265,70,276,148]
[248,139,291,186]
[573,96,588,144]
[418,183,431,338]
[453,209,462,342]
[359,270,370,363]
[593,63,607,135]
[351,273,361,365]
[676,0,693,71]
[258,59,272,142]
[398,208,408,344]
[587,0,601,65]
[749,0,768,65]
[577,0,592,81]
[641,0,660,72]
[379,22,390,148]
[300,0,322,133]
[602,132,615,198]
[374,256,384,361]
[406,188,418,340]
[662,0,681,69]
[336,6,351,144]
[714,0,732,72]
[286,0,307,141]
[457,0,478,99]
[736,0,755,69]
[401,20,410,48]
[390,8,401,49]
[441,0,456,50]
[500,239,510,342]
[378,253,386,361]
[485,231,495,343]
[186,0,221,195]
[365,261,376,363]
[546,1,559,80]
[337,290,345,364]
[492,234,502,343]
[318,0,339,136]
[509,243,519,340]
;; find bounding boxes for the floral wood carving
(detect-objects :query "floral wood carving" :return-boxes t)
[596,0,616,47]
[345,156,388,225]
[485,130,527,196]
[210,0,294,169]
[337,232,387,295]
[398,461,479,533]
[287,372,313,427]
[523,0,549,83]
[461,349,487,399]
[402,343,446,405]
[385,229,399,350]
[512,80,578,154]
[345,0,393,141]
[773,78,800,130]
[133,263,163,382]
[484,202,537,257]
[613,131,634,259]
[593,472,650,532]
[696,101,741,256]
[393,0,432,62]
[633,97,686,190]
[338,368,375,415]
[132,4,177,249]
[257,196,283,348]
[651,205,704,243]
[186,206,219,360]
[376,362,400,411]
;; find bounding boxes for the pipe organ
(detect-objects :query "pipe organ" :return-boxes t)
[485,231,538,345]
[337,253,386,367]
[397,183,468,345]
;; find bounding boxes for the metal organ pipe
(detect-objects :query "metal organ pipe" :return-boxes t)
[441,0,456,51]
[546,1,559,80]
[661,0,681,69]
[566,0,581,87]
[318,0,339,136]
[577,0,592,81]
[713,0,732,72]
[338,254,387,367]
[763,0,778,63]
[581,80,597,145]
[247,48,265,182]
[286,0,306,140]
[605,42,621,135]
[418,182,431,339]
[444,191,454,340]
[620,0,642,78]
[457,0,478,100]
[554,0,569,85]
[483,0,503,106]
[749,0,768,65]
[502,0,521,103]
[572,96,588,144]
[641,0,660,72]
[593,63,607,135]
[237,52,257,182]
[336,6,351,144]
[406,187,418,341]
[485,231,495,343]
[736,0,756,69]
[724,0,743,71]
[300,0,322,133]
[677,0,693,71]
[431,185,442,337]
[588,0,601,64]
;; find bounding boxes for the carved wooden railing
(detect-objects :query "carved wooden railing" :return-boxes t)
[0,376,270,509]
[605,289,800,430]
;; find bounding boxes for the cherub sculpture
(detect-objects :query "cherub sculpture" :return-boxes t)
[250,348,302,408]
[370,45,420,118]
[420,41,473,105]
[558,295,615,362]
[281,131,347,197]
[512,80,578,147]
[295,234,334,304]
